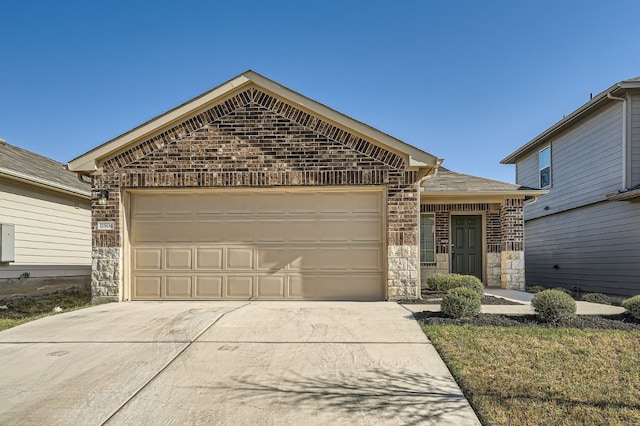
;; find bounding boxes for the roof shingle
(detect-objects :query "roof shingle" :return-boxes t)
[0,139,90,196]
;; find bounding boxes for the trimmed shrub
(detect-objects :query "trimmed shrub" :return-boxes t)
[532,289,577,323]
[581,293,612,305]
[441,287,482,319]
[527,285,545,294]
[553,287,573,296]
[448,274,484,296]
[427,273,484,295]
[622,295,640,319]
[426,273,450,291]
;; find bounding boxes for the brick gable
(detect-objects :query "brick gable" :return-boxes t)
[91,87,422,301]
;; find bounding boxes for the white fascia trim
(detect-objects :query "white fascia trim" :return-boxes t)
[68,71,439,173]
[0,168,91,198]
[68,75,253,172]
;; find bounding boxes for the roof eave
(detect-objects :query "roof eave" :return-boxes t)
[68,70,439,173]
[420,189,549,198]
[0,167,91,198]
[606,188,640,201]
[501,80,640,164]
[68,73,255,173]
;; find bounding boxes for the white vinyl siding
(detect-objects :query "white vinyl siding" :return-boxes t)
[420,213,435,263]
[0,179,91,266]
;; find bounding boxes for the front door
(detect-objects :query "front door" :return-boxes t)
[451,215,482,280]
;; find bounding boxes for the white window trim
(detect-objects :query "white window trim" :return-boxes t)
[420,213,435,264]
[539,145,552,189]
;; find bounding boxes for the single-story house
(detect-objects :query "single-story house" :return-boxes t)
[68,71,544,303]
[0,138,91,294]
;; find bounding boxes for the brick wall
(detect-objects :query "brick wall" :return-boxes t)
[91,87,422,301]
[419,200,524,288]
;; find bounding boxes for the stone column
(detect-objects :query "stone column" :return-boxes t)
[91,177,122,304]
[500,198,525,290]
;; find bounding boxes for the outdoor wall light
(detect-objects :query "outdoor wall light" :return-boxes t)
[97,190,109,205]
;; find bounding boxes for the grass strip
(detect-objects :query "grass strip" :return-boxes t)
[421,325,640,425]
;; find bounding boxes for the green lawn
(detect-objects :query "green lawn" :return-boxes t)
[421,325,640,425]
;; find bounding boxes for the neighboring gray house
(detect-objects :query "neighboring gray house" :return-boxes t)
[0,139,92,294]
[502,77,640,297]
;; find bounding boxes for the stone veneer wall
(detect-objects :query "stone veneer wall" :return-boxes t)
[419,201,525,289]
[90,87,421,303]
[500,198,525,289]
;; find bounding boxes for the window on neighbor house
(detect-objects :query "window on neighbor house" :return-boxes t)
[539,145,551,189]
[420,213,435,263]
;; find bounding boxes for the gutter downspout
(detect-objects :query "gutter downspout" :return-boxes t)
[607,93,627,190]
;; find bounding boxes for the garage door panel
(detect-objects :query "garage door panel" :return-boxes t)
[319,192,351,213]
[226,276,253,298]
[133,194,166,216]
[163,222,194,242]
[319,220,351,241]
[255,193,287,213]
[289,193,317,212]
[287,248,315,271]
[196,248,223,270]
[194,221,224,242]
[253,220,286,242]
[135,248,162,270]
[195,276,223,298]
[193,195,223,214]
[133,222,165,243]
[351,248,381,270]
[287,275,381,300]
[257,248,289,271]
[352,219,382,241]
[226,248,253,270]
[165,276,192,298]
[224,194,253,214]
[163,195,193,215]
[165,248,192,269]
[224,221,254,242]
[131,189,383,301]
[257,276,285,298]
[287,221,318,242]
[314,248,350,270]
[352,192,382,213]
[134,276,162,298]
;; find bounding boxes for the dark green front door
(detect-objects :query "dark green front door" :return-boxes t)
[451,215,482,280]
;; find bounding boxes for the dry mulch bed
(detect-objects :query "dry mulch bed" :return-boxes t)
[414,311,640,331]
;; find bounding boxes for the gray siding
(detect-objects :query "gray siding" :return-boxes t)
[517,103,623,221]
[515,150,539,189]
[630,94,640,188]
[524,200,640,297]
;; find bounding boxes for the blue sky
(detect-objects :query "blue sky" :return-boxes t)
[2,0,640,183]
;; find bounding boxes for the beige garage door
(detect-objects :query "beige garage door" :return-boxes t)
[130,189,384,300]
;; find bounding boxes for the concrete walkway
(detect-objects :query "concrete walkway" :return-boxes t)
[404,289,626,315]
[0,301,480,426]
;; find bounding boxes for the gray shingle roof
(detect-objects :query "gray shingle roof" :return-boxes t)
[422,167,538,192]
[0,139,90,196]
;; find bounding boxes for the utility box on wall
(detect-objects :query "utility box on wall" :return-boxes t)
[0,224,15,263]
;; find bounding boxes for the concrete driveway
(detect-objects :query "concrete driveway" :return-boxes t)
[0,301,479,425]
